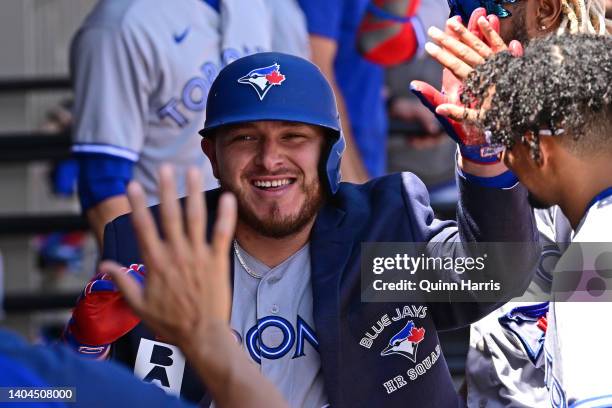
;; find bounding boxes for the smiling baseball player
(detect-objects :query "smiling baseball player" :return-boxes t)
[64,50,542,406]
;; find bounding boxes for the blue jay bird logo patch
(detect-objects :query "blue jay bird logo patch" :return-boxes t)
[238,63,286,100]
[381,320,426,362]
[499,302,548,365]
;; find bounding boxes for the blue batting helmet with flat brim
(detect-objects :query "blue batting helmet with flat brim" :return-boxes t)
[198,52,345,194]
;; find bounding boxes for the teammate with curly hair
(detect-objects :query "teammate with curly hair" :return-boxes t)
[413,0,610,401]
[455,33,612,406]
[461,35,612,181]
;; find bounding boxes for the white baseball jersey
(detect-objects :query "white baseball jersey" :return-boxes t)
[71,0,272,204]
[544,190,612,407]
[466,207,572,408]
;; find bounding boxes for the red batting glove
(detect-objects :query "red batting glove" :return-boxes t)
[63,264,144,358]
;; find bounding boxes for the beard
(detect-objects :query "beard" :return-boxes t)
[220,172,325,239]
[527,191,552,209]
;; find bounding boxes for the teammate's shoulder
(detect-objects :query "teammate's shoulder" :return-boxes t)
[574,196,612,242]
[0,329,29,353]
[0,328,91,384]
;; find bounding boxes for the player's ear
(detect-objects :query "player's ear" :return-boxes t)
[531,0,563,32]
[536,133,556,170]
[202,138,219,179]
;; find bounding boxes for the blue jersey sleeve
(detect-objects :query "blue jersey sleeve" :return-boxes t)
[297,0,343,40]
[76,154,134,210]
[0,329,194,408]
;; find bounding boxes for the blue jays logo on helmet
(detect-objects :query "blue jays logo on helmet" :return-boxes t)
[381,320,426,362]
[237,63,286,100]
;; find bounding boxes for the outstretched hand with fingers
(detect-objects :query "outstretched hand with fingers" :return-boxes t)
[430,9,523,126]
[411,47,500,162]
[426,10,524,81]
[412,8,523,167]
[100,166,288,407]
[102,165,237,352]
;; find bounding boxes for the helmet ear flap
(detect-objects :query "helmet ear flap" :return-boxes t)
[325,130,345,194]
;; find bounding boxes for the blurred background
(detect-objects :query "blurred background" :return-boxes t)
[0,0,98,342]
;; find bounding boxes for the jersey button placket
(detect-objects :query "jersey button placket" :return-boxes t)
[262,272,286,375]
[255,279,267,372]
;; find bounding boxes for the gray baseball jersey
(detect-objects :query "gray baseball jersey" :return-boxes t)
[229,242,329,408]
[263,0,310,59]
[71,0,272,204]
[466,207,572,408]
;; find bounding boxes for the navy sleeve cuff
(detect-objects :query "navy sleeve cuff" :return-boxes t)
[456,164,519,190]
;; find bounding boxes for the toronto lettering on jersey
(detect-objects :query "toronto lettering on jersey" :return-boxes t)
[158,46,264,126]
[236,315,319,364]
[157,60,217,127]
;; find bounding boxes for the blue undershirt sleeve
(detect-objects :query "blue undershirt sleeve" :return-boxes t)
[76,154,134,211]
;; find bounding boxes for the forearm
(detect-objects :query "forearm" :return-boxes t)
[456,168,536,242]
[86,195,131,248]
[427,173,539,328]
[180,322,287,408]
[456,172,539,299]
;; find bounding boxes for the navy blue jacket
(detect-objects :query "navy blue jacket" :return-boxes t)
[102,172,539,407]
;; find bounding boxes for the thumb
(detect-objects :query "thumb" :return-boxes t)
[410,80,446,110]
[101,260,146,316]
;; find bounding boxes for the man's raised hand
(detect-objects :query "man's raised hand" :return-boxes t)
[426,8,524,82]
[102,165,237,351]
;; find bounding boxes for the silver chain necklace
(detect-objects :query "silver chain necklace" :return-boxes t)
[233,240,265,279]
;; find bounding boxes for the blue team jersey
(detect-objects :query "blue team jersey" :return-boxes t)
[0,329,192,408]
[298,0,388,177]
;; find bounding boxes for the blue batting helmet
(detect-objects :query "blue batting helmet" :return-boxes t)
[198,52,345,194]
